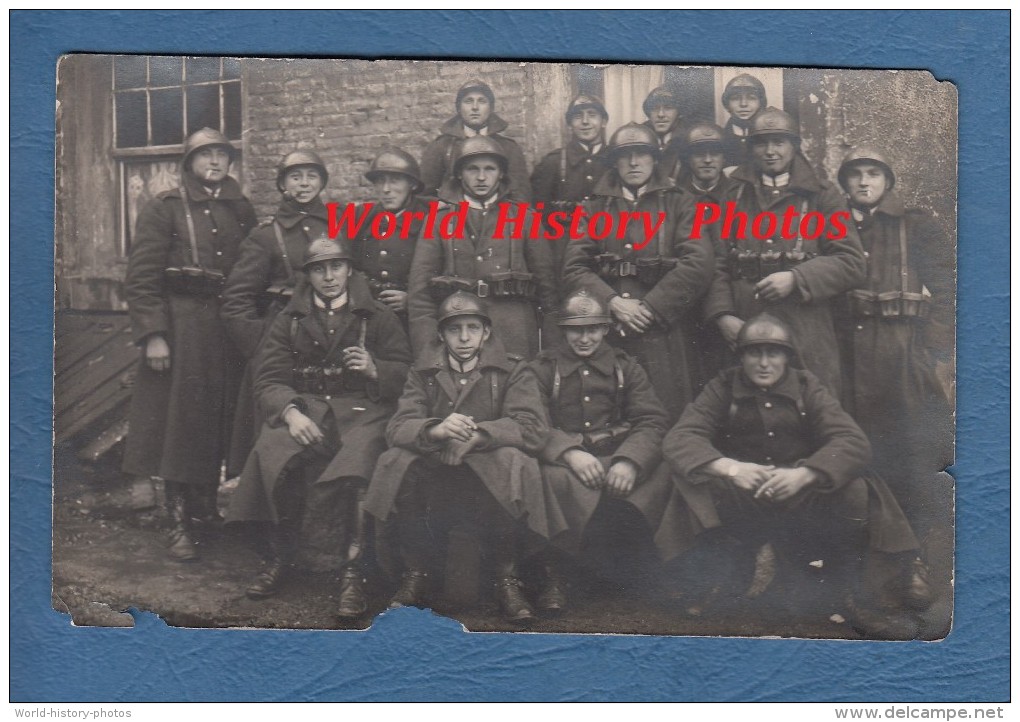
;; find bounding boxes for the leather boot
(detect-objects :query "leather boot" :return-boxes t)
[390,570,431,609]
[535,556,568,614]
[165,482,198,562]
[337,566,368,620]
[896,557,934,611]
[246,524,294,600]
[493,558,534,623]
[188,482,224,527]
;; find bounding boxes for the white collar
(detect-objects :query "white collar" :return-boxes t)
[464,191,500,210]
[851,207,876,223]
[313,292,348,311]
[761,172,790,188]
[579,140,603,156]
[691,178,720,193]
[731,125,748,137]
[622,183,649,202]
[463,125,489,137]
[203,184,221,198]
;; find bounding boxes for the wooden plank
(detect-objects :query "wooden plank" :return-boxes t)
[55,313,132,376]
[54,332,137,416]
[55,378,133,442]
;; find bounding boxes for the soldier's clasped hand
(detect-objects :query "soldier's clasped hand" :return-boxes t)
[377,289,408,314]
[754,271,797,302]
[428,412,478,443]
[604,460,638,498]
[283,407,325,446]
[562,449,605,489]
[609,296,654,334]
[342,346,378,380]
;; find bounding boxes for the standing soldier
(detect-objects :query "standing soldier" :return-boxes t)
[419,79,531,201]
[837,147,954,528]
[529,95,611,270]
[349,148,431,331]
[641,86,686,183]
[365,293,557,623]
[407,136,558,359]
[123,128,257,561]
[719,73,767,172]
[226,237,412,620]
[222,149,331,477]
[524,292,687,612]
[705,107,866,398]
[563,122,714,420]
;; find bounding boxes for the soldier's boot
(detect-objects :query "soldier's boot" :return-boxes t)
[164,482,198,563]
[390,570,431,609]
[893,555,934,611]
[245,522,295,600]
[390,479,434,609]
[535,552,568,615]
[493,562,535,624]
[188,482,224,528]
[337,487,369,620]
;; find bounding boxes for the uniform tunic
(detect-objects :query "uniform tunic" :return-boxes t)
[227,274,411,526]
[703,154,867,398]
[419,114,532,201]
[524,342,691,560]
[663,367,919,554]
[221,196,329,474]
[721,118,753,171]
[562,170,714,420]
[842,193,954,514]
[122,172,257,486]
[406,183,559,359]
[530,140,610,272]
[364,338,566,544]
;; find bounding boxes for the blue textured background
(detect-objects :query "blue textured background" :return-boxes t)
[12,10,1009,702]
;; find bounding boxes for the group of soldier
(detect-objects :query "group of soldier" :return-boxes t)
[121,74,952,636]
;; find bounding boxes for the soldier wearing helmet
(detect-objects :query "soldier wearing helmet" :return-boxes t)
[529,95,612,270]
[419,79,531,200]
[704,107,866,399]
[641,86,687,181]
[720,73,767,170]
[563,122,714,420]
[663,313,933,636]
[222,148,332,477]
[227,235,411,622]
[338,147,431,325]
[837,146,953,533]
[366,291,556,624]
[676,122,739,202]
[407,134,558,360]
[521,292,682,610]
[122,127,257,562]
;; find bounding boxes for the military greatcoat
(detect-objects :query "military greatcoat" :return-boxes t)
[406,182,559,359]
[364,338,566,543]
[221,196,330,474]
[122,172,257,486]
[562,170,714,420]
[419,114,532,201]
[703,154,867,398]
[226,274,411,525]
[524,342,692,560]
[663,366,919,554]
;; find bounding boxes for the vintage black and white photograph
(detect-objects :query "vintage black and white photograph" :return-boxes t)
[53,56,956,640]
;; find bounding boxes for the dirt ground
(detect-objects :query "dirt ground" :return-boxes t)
[52,446,954,641]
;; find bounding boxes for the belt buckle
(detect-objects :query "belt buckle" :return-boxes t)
[476,280,490,298]
[618,261,634,277]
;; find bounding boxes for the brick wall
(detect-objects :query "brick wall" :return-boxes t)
[243,59,547,220]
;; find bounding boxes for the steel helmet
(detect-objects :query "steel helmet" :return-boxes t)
[302,236,353,269]
[276,149,329,193]
[365,148,424,193]
[452,136,508,176]
[749,107,800,140]
[437,291,491,327]
[565,94,608,124]
[682,122,726,155]
[735,313,797,355]
[455,79,496,109]
[182,127,235,173]
[837,145,896,192]
[722,73,767,107]
[557,292,612,327]
[642,86,681,117]
[607,122,660,160]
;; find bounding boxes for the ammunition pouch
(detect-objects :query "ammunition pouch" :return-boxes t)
[292,365,363,395]
[848,289,931,319]
[428,275,478,302]
[429,272,535,302]
[164,266,226,297]
[581,422,633,456]
[727,247,817,283]
[365,276,405,297]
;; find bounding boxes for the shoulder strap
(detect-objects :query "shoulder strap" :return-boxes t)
[358,317,368,349]
[655,192,667,257]
[611,359,626,425]
[551,360,561,405]
[178,185,202,268]
[272,221,295,281]
[560,146,567,184]
[491,370,500,410]
[899,217,910,295]
[289,316,299,355]
[792,199,808,254]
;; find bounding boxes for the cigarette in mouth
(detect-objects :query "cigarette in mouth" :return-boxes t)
[206,169,214,180]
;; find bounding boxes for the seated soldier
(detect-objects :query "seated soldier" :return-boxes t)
[663,313,932,638]
[523,292,687,613]
[226,237,412,621]
[365,292,558,623]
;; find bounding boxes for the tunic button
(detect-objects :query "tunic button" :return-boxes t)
[380,250,388,257]
[303,226,310,232]
[622,292,631,299]
[856,324,864,331]
[864,251,870,258]
[325,395,331,400]
[448,401,454,407]
[211,228,218,234]
[767,431,775,438]
[582,369,589,376]
[764,238,773,244]
[380,270,389,278]
[765,456,773,462]
[329,329,335,334]
[459,378,467,385]
[477,255,484,262]
[584,421,591,428]
[764,402,772,409]
[624,244,633,250]
[586,175,593,181]
[215,251,222,256]
[583,396,590,402]
[203,209,211,215]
